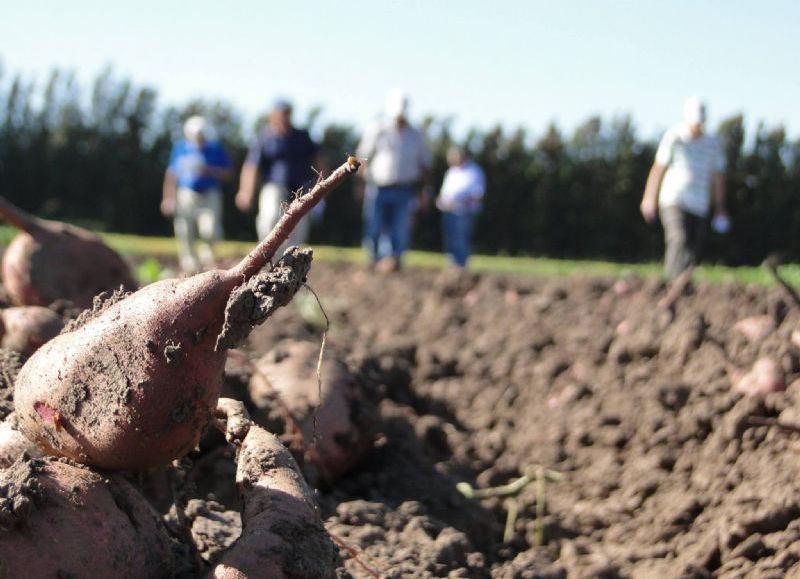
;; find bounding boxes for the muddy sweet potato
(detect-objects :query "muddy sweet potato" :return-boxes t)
[250,340,374,485]
[0,305,64,358]
[0,456,176,578]
[13,159,358,471]
[211,421,337,579]
[732,356,786,396]
[0,196,137,309]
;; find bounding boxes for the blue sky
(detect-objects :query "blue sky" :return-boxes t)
[1,0,797,141]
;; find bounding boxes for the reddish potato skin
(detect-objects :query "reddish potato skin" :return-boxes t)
[2,222,137,310]
[251,341,372,484]
[210,426,336,579]
[14,270,236,470]
[0,458,175,578]
[0,306,64,358]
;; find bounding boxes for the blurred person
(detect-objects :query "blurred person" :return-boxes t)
[436,146,485,268]
[357,89,432,272]
[640,97,729,284]
[235,99,320,253]
[161,115,232,273]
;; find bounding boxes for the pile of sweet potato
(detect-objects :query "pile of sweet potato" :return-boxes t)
[0,160,371,578]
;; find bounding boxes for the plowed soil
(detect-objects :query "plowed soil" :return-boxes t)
[11,260,800,578]
[192,262,800,578]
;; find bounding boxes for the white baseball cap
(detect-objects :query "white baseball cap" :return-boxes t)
[683,97,706,125]
[184,115,212,140]
[385,88,409,118]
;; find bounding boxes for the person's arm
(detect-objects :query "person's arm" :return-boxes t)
[711,171,727,219]
[235,161,260,212]
[161,169,177,217]
[640,163,666,223]
[354,130,375,200]
[203,142,233,182]
[416,135,433,210]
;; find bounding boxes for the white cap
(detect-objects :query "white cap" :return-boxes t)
[184,115,213,141]
[683,97,706,126]
[385,88,409,119]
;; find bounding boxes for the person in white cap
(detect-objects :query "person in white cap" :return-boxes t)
[356,89,432,272]
[640,97,729,281]
[161,115,232,273]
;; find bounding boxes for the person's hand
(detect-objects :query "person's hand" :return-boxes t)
[435,197,451,212]
[640,196,657,223]
[712,208,731,234]
[160,197,175,217]
[354,181,366,202]
[235,190,253,213]
[416,192,430,214]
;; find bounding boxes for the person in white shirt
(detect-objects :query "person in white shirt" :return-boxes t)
[356,89,432,271]
[640,97,729,281]
[436,147,485,268]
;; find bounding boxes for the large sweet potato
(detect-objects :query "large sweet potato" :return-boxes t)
[211,423,337,578]
[13,159,358,471]
[0,196,137,309]
[0,456,176,578]
[250,340,375,484]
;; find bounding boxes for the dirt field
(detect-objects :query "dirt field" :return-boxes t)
[176,262,800,578]
[8,260,800,578]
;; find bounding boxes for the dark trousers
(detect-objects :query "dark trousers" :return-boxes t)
[660,205,707,280]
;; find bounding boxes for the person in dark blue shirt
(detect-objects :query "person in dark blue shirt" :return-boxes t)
[161,116,232,273]
[235,100,320,251]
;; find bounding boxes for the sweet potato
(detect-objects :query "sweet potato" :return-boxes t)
[732,356,786,396]
[733,315,776,343]
[0,456,176,578]
[211,422,337,578]
[13,159,358,470]
[0,305,64,358]
[250,340,374,484]
[0,196,137,309]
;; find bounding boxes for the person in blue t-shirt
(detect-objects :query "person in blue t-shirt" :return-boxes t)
[161,116,232,273]
[235,99,320,253]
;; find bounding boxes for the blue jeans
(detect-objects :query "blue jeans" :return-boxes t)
[442,211,476,267]
[365,185,416,262]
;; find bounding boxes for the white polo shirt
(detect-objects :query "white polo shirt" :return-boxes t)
[655,125,725,217]
[357,121,431,187]
[439,161,486,214]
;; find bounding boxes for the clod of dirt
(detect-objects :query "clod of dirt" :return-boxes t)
[216,248,312,351]
[0,349,21,421]
[0,455,44,528]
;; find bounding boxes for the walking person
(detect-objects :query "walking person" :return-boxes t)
[436,146,485,268]
[235,99,320,253]
[356,89,432,272]
[161,116,232,273]
[640,97,729,291]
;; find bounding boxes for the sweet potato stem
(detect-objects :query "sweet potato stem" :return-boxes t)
[230,158,360,281]
[0,196,46,236]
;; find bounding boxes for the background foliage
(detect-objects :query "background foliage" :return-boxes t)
[1,67,798,265]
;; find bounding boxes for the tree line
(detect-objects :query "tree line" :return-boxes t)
[1,65,798,265]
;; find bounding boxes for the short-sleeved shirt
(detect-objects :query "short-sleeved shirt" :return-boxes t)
[655,125,725,217]
[439,161,486,214]
[246,127,318,192]
[357,122,431,187]
[168,139,231,193]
